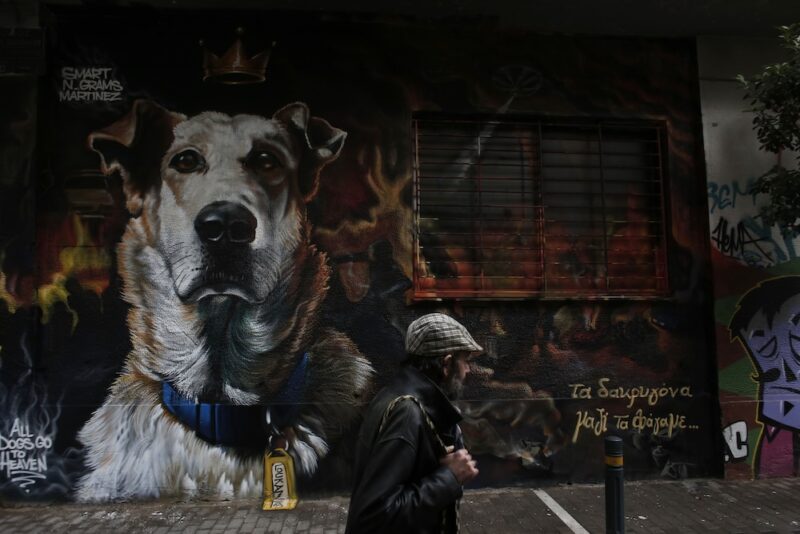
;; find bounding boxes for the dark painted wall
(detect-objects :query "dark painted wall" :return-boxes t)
[0,8,719,501]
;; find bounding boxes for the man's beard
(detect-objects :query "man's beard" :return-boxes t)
[442,372,464,401]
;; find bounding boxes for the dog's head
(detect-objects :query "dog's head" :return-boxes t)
[89,100,345,400]
[90,100,344,306]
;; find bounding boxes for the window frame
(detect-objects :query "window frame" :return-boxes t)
[411,112,673,301]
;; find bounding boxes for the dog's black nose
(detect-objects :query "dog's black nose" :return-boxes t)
[194,202,257,245]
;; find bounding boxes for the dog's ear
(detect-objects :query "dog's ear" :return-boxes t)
[88,99,185,215]
[273,102,347,202]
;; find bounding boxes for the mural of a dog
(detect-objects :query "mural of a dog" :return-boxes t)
[76,100,374,501]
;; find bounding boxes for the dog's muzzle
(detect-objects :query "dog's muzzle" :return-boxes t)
[180,201,261,303]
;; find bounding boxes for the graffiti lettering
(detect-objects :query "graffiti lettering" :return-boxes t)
[741,216,800,264]
[58,66,123,102]
[0,418,53,488]
[61,67,113,79]
[596,378,693,409]
[630,409,687,437]
[707,179,758,214]
[722,421,748,463]
[569,383,593,399]
[711,217,774,264]
[570,380,699,444]
[572,379,693,408]
[708,182,800,265]
[613,415,630,430]
[572,408,609,443]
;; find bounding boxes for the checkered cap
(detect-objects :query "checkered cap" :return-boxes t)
[405,313,483,357]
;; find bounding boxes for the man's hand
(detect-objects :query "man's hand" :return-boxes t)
[441,449,479,485]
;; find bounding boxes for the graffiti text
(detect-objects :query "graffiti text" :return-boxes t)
[708,179,758,214]
[722,421,749,463]
[710,217,774,264]
[570,379,698,443]
[59,66,123,102]
[572,408,609,442]
[570,378,693,409]
[0,419,53,488]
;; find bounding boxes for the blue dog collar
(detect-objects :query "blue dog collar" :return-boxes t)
[161,352,309,448]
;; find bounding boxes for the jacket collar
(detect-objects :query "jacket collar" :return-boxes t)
[393,365,462,431]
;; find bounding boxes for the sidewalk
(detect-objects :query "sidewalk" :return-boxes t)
[2,478,800,533]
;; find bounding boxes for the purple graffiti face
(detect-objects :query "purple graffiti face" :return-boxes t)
[742,293,800,429]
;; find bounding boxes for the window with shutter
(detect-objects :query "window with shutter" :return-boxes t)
[412,115,670,299]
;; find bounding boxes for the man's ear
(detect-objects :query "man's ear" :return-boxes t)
[442,354,453,378]
[88,99,185,215]
[273,102,347,202]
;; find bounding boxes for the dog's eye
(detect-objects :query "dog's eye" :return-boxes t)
[246,150,280,173]
[170,150,205,173]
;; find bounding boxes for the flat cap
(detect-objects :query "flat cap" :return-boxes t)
[405,313,483,357]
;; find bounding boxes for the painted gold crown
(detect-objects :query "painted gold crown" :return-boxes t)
[202,29,274,84]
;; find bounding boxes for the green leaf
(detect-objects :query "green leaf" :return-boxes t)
[738,24,800,237]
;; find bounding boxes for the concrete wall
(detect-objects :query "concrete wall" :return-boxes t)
[699,35,800,478]
[0,7,721,502]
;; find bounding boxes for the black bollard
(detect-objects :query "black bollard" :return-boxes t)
[604,435,624,534]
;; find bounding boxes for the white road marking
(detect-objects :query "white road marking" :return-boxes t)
[534,488,590,534]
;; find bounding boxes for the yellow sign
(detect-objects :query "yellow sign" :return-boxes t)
[262,449,298,511]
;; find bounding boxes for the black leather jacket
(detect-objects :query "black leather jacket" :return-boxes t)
[345,365,464,534]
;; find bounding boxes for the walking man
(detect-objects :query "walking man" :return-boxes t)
[345,313,482,533]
